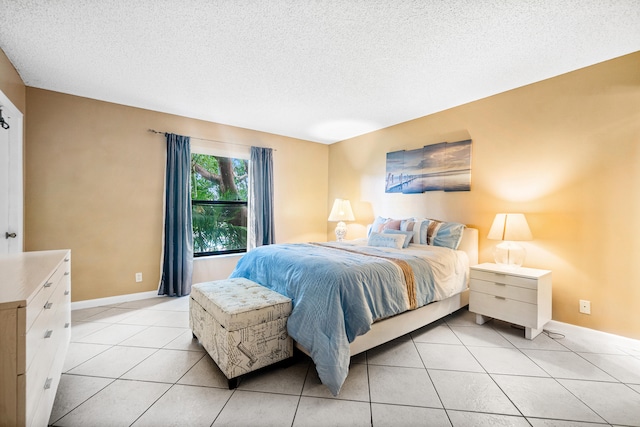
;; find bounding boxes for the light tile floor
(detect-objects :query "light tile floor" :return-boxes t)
[50,296,640,426]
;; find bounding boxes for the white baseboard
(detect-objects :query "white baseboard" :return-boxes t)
[71,290,160,311]
[546,320,640,346]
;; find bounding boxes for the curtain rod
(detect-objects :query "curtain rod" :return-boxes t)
[147,129,276,151]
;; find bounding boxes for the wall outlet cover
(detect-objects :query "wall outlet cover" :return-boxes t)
[579,299,591,314]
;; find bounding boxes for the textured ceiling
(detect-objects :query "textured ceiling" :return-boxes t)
[1,1,639,144]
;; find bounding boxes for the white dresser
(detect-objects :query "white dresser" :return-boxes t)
[469,262,551,339]
[0,250,71,427]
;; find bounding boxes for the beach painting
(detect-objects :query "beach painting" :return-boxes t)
[385,150,405,193]
[443,139,472,192]
[385,139,472,193]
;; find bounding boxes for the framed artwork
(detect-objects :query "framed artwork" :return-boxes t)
[385,150,404,193]
[443,139,472,192]
[385,139,472,193]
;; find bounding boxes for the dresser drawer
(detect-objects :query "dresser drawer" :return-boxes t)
[24,297,57,374]
[30,347,66,427]
[470,291,538,329]
[28,303,70,427]
[470,269,539,290]
[23,264,68,373]
[24,333,57,427]
[24,283,68,425]
[26,262,66,332]
[470,278,538,304]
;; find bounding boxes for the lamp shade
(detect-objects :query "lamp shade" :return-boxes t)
[487,213,532,241]
[487,213,532,268]
[328,199,355,222]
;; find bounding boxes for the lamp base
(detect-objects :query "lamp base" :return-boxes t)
[493,241,526,268]
[334,221,347,242]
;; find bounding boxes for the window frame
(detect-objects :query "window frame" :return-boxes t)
[190,143,249,258]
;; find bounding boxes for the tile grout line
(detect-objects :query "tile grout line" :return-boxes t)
[459,320,530,422]
[50,376,117,425]
[289,361,313,427]
[487,319,612,425]
[410,329,452,425]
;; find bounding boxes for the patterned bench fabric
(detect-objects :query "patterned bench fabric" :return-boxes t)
[191,278,292,330]
[189,278,293,380]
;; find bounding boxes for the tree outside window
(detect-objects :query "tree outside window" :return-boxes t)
[191,153,248,256]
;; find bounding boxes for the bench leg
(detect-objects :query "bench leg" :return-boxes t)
[228,377,239,390]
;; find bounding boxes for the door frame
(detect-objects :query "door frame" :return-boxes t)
[0,89,24,253]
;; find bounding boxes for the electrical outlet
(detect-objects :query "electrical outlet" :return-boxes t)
[135,272,143,283]
[579,299,591,314]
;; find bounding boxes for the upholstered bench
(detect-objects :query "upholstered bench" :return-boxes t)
[189,278,293,388]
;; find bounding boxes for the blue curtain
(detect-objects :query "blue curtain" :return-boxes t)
[158,133,193,296]
[249,146,275,249]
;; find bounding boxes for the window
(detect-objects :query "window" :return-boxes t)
[191,153,248,256]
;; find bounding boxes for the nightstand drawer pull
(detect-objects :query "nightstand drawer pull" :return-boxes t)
[64,290,70,295]
[494,296,506,300]
[44,378,53,390]
[44,329,53,339]
[44,302,53,310]
[65,322,70,328]
[43,281,52,288]
[494,282,506,286]
[64,271,70,276]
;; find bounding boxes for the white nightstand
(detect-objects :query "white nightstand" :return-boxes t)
[469,263,552,339]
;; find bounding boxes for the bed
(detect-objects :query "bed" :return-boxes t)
[229,219,478,395]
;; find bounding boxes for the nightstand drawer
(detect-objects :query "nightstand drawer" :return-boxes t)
[470,278,537,304]
[470,291,538,328]
[470,270,538,290]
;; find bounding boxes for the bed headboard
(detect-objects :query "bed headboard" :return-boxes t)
[458,227,478,266]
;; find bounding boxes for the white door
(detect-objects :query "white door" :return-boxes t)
[0,90,23,254]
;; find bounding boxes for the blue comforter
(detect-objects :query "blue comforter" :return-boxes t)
[229,241,462,395]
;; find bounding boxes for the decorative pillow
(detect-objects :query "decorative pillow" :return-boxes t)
[433,221,466,250]
[423,219,444,245]
[369,216,390,236]
[411,219,430,244]
[382,229,413,248]
[367,232,405,249]
[382,219,402,230]
[400,219,417,243]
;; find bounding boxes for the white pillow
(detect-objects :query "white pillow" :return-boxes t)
[367,232,405,249]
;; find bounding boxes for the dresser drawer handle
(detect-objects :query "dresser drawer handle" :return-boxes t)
[44,329,53,339]
[44,281,53,288]
[65,322,70,328]
[64,258,70,262]
[494,282,506,286]
[44,302,53,310]
[494,296,506,300]
[64,271,70,276]
[44,378,53,390]
[64,290,70,296]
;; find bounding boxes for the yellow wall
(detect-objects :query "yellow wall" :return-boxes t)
[25,88,328,302]
[0,48,26,113]
[329,51,640,339]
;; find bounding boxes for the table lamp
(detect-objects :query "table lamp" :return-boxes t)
[487,213,532,268]
[328,199,355,241]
